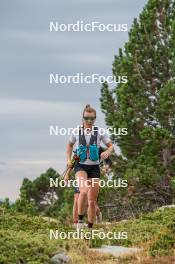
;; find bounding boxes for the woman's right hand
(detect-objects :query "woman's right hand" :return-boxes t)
[67,159,73,168]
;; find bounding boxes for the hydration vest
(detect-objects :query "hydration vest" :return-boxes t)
[76,126,99,162]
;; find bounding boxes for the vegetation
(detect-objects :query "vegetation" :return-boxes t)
[1,0,175,263]
[100,0,175,215]
[0,206,174,263]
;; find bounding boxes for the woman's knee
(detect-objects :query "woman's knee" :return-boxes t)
[88,199,96,208]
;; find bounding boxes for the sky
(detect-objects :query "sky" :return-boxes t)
[0,0,148,201]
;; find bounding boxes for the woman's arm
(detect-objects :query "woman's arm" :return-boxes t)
[66,142,74,167]
[100,142,113,160]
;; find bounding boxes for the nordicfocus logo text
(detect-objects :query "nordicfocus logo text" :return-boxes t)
[50,229,128,240]
[49,73,128,85]
[50,178,128,189]
[49,21,128,32]
[49,126,128,136]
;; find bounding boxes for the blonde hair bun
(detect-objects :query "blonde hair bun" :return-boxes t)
[85,104,91,108]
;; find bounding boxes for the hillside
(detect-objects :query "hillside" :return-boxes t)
[0,207,175,263]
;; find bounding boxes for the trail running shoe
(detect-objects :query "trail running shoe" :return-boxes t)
[76,220,86,229]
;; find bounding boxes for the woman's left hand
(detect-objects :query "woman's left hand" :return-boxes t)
[100,150,110,160]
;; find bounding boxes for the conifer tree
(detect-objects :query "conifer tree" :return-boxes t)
[100,0,175,207]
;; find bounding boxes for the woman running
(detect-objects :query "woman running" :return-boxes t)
[72,147,113,226]
[66,104,113,228]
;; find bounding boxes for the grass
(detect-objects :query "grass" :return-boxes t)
[96,207,175,256]
[0,207,174,263]
[0,211,64,264]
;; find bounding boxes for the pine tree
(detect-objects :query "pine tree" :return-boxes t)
[16,168,65,215]
[100,0,175,209]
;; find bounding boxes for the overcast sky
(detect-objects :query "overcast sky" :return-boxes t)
[0,0,148,201]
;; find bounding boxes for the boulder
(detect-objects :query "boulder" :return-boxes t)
[50,253,71,264]
[158,204,175,211]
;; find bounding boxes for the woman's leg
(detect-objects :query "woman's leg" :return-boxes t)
[76,170,88,218]
[95,203,100,216]
[95,202,102,223]
[87,178,100,225]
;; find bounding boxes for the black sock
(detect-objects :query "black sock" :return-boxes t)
[78,215,84,221]
[87,222,93,228]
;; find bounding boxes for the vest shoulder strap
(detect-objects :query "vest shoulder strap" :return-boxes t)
[89,126,98,145]
[79,126,86,146]
[79,126,98,146]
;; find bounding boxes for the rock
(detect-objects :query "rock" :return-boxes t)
[50,253,71,264]
[42,216,59,223]
[158,204,175,211]
[90,245,142,257]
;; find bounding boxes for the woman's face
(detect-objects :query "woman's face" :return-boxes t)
[83,111,96,127]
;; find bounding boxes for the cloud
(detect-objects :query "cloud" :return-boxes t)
[0,161,6,166]
[0,98,82,116]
